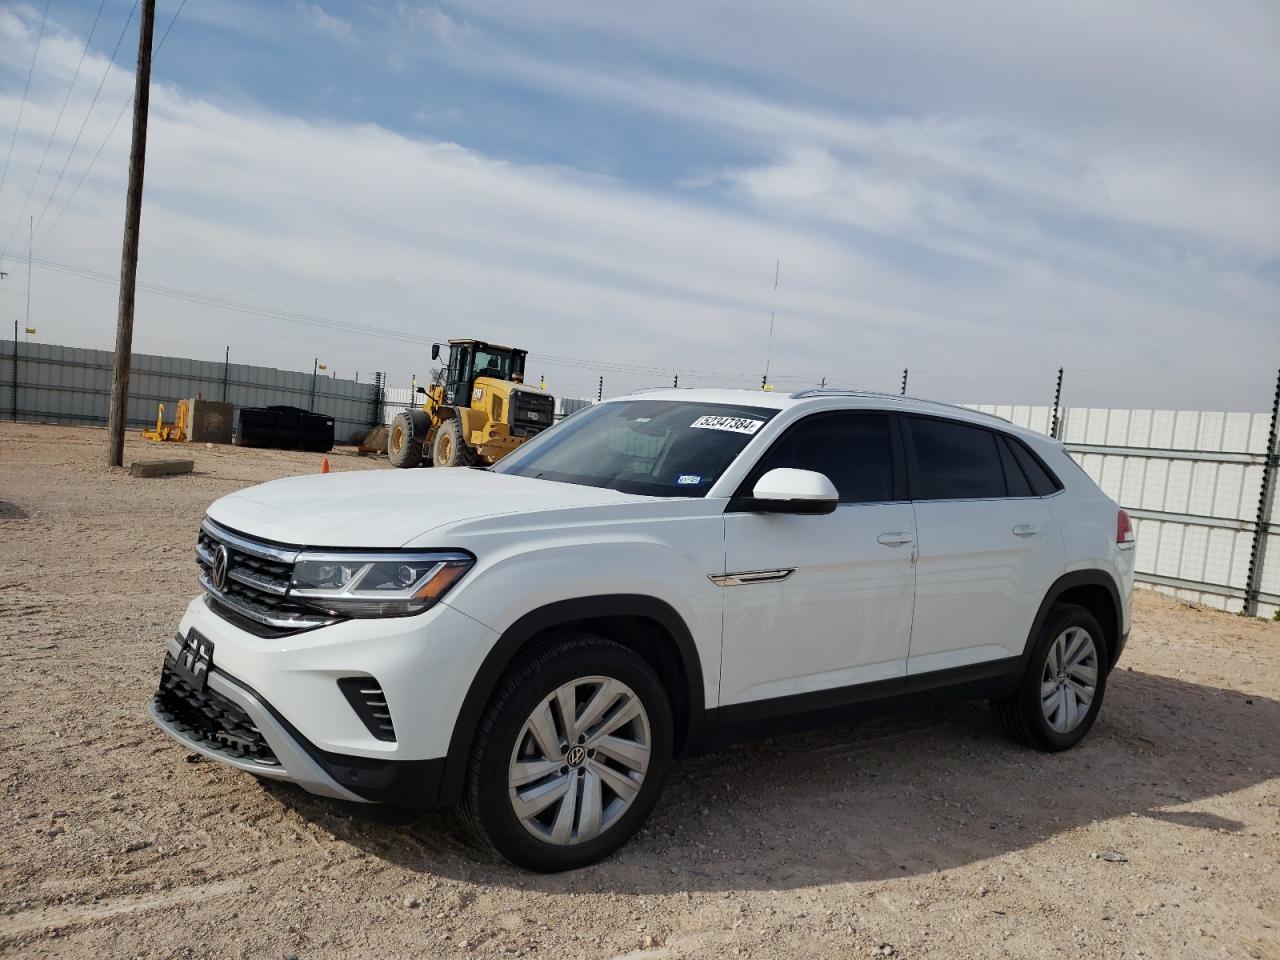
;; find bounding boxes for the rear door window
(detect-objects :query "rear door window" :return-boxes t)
[907,417,1007,500]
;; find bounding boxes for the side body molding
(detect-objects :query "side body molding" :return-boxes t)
[437,594,708,806]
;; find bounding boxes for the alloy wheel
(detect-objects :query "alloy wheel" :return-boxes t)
[507,676,651,846]
[1040,626,1098,733]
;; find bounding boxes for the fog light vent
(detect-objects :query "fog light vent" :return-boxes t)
[337,677,397,742]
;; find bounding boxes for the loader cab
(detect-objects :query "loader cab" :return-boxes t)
[432,339,527,407]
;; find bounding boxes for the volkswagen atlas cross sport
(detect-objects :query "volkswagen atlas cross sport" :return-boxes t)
[150,389,1134,872]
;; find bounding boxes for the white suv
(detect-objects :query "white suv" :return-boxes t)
[151,389,1134,871]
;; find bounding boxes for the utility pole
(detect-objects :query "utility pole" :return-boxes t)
[310,357,318,412]
[597,376,603,402]
[673,374,678,389]
[221,346,230,402]
[106,0,156,467]
[900,368,908,396]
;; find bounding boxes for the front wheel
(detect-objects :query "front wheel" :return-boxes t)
[432,420,476,468]
[994,603,1109,751]
[458,634,673,872]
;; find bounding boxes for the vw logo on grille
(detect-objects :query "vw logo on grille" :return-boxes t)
[211,544,231,592]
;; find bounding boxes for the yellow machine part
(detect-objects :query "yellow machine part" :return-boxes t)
[420,377,536,465]
[141,400,190,443]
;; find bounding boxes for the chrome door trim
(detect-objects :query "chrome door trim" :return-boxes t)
[708,568,796,587]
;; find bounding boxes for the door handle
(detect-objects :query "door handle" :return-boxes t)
[1012,524,1040,537]
[877,532,914,546]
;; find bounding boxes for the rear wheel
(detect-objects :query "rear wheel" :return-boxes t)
[387,412,423,468]
[433,419,476,468]
[458,634,673,872]
[994,603,1108,751]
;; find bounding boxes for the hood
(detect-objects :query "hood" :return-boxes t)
[205,468,640,548]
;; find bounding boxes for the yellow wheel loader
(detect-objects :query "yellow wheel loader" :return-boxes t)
[387,339,557,468]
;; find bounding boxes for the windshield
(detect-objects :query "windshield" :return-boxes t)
[492,400,777,497]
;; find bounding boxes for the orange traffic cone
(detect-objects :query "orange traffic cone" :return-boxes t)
[321,457,330,474]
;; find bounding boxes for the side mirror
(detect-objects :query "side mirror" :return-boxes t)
[431,343,440,360]
[741,468,839,514]
[415,386,428,396]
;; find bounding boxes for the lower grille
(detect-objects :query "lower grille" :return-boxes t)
[337,677,397,742]
[154,661,279,766]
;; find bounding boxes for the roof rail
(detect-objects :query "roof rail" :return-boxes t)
[789,389,1014,425]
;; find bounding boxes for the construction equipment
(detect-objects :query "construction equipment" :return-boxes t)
[387,339,556,468]
[141,400,190,443]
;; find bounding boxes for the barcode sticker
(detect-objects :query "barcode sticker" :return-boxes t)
[690,415,765,435]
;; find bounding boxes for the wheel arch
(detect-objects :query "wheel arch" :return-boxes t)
[1023,570,1123,671]
[437,595,708,806]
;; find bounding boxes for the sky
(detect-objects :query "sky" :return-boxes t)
[0,0,1277,409]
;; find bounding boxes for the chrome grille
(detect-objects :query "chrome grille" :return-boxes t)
[196,518,336,633]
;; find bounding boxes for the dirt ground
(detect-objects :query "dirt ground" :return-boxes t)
[1,422,1277,960]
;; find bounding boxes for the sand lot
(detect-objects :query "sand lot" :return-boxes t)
[0,421,1277,960]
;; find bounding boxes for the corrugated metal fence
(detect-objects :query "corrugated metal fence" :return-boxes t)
[972,404,1279,620]
[1,340,380,443]
[4,340,1276,618]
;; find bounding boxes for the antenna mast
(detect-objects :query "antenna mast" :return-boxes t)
[762,259,779,389]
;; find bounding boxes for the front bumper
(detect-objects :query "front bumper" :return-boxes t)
[150,634,448,804]
[149,592,499,805]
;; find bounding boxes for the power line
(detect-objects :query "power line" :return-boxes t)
[3,0,110,253]
[9,252,1271,388]
[29,0,139,239]
[0,0,53,202]
[40,0,188,243]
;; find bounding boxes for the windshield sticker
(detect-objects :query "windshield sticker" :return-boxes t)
[690,415,765,435]
[677,474,703,485]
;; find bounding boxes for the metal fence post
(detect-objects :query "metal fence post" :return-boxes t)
[1244,368,1280,617]
[1051,367,1064,439]
[370,372,384,427]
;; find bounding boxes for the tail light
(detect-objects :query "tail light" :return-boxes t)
[1116,509,1134,545]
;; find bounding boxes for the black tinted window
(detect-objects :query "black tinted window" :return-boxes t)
[1007,436,1063,496]
[997,435,1034,497]
[909,418,1006,500]
[753,413,895,503]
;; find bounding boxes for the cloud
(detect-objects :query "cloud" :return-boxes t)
[297,3,353,42]
[0,4,1275,410]
[395,3,470,45]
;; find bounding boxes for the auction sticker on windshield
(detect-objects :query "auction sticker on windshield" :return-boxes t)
[690,415,765,434]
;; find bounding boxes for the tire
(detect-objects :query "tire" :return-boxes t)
[387,412,424,468]
[994,602,1109,751]
[433,419,476,468]
[458,633,673,872]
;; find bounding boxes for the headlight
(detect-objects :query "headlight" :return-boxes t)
[290,550,473,618]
